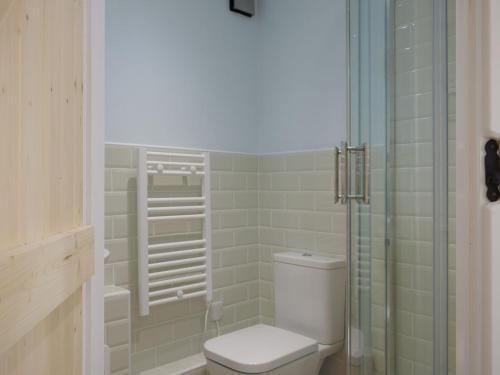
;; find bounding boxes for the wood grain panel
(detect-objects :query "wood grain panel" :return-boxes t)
[0,290,83,375]
[0,0,13,22]
[0,0,84,248]
[0,0,88,372]
[0,226,94,355]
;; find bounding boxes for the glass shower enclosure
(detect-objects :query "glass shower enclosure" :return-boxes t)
[341,0,455,374]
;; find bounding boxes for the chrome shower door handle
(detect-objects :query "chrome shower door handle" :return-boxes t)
[335,142,349,204]
[334,142,369,204]
[334,146,340,203]
[362,143,370,204]
[343,142,350,204]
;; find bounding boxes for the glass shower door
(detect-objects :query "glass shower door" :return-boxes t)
[345,1,391,375]
[343,0,453,374]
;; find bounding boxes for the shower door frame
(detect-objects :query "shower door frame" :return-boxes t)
[346,0,452,374]
[432,0,449,374]
[345,0,394,374]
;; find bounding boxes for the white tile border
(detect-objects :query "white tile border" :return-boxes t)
[105,141,338,157]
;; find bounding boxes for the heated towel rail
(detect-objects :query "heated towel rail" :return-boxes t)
[137,148,212,316]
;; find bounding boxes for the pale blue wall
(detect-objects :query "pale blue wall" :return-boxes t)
[106,0,259,153]
[106,0,347,153]
[256,0,346,153]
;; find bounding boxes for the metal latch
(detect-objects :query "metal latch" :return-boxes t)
[334,142,370,204]
[485,139,500,202]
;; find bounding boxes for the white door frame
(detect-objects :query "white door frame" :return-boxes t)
[83,0,105,374]
[456,0,499,374]
[487,0,500,373]
[79,0,500,374]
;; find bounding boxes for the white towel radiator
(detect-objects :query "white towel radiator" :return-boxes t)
[137,148,212,316]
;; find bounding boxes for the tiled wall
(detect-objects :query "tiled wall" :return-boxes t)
[105,145,261,374]
[105,286,131,375]
[256,151,348,371]
[257,151,346,321]
[210,152,261,334]
[393,0,435,371]
[255,149,385,374]
[393,0,456,374]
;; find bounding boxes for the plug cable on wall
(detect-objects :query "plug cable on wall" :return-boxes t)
[203,303,221,341]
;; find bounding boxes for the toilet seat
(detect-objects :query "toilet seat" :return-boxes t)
[203,324,318,373]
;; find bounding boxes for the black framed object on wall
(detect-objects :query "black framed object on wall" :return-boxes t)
[230,0,255,17]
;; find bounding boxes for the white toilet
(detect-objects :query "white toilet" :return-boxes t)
[204,251,346,375]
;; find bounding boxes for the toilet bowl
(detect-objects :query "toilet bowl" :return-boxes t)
[204,252,346,375]
[204,324,344,375]
[205,324,320,375]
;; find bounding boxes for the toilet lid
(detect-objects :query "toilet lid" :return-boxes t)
[203,324,318,373]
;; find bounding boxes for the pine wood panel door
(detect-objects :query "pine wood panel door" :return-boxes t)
[0,0,94,374]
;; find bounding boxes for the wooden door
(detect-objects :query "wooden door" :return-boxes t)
[0,0,94,374]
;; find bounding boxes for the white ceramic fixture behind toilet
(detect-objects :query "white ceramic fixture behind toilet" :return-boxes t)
[204,252,346,375]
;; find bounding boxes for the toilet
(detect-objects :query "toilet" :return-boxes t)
[204,251,346,375]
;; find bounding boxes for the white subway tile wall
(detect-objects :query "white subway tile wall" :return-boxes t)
[257,151,346,315]
[105,146,260,374]
[393,0,455,374]
[105,286,131,375]
[257,151,348,371]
